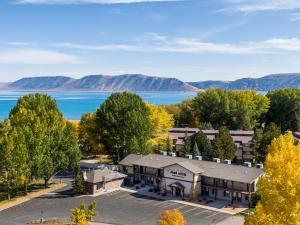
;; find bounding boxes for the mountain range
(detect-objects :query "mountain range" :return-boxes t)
[2,73,300,92]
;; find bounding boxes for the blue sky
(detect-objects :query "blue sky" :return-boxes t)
[1,0,300,82]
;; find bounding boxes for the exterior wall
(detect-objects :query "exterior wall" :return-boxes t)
[164,178,193,195]
[105,179,124,190]
[164,164,194,182]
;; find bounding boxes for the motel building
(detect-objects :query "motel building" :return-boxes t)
[119,153,264,207]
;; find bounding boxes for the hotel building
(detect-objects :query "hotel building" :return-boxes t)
[119,153,264,206]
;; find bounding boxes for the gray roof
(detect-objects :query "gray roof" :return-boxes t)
[84,169,127,183]
[173,161,204,174]
[119,154,143,166]
[121,154,263,184]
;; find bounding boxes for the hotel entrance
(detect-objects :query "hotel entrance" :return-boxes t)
[169,182,185,199]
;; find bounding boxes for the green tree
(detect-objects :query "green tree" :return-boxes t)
[0,120,29,199]
[266,88,300,131]
[96,92,151,162]
[212,126,236,161]
[181,131,192,155]
[71,201,96,225]
[252,123,281,163]
[73,166,85,196]
[192,89,269,130]
[191,142,200,157]
[9,94,80,188]
[194,130,212,160]
[78,113,104,156]
[165,136,174,155]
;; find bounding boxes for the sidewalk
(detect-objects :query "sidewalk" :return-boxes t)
[0,182,67,212]
[119,187,237,215]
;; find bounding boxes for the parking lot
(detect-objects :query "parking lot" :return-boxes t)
[0,186,231,225]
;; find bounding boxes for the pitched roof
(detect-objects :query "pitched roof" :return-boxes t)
[121,154,264,184]
[173,161,204,174]
[84,169,127,183]
[119,154,144,166]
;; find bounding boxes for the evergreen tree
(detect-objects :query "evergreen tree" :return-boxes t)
[191,142,200,157]
[165,136,173,155]
[212,126,236,161]
[252,123,281,163]
[194,130,212,160]
[182,130,191,155]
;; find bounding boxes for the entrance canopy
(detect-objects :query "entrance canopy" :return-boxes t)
[168,181,185,190]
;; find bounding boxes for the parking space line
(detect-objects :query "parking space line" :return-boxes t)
[205,212,221,218]
[161,202,179,208]
[153,201,167,206]
[142,199,158,204]
[194,210,209,216]
[114,193,131,199]
[176,205,189,210]
[182,207,199,214]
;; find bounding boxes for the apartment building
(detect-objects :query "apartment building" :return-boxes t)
[169,128,254,164]
[119,153,264,206]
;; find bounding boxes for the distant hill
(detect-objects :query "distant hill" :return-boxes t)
[5,73,300,92]
[8,74,199,92]
[188,73,300,91]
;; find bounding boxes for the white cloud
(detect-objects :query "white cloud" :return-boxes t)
[8,35,300,55]
[52,35,300,54]
[290,12,300,20]
[0,49,82,64]
[223,0,300,12]
[14,0,179,4]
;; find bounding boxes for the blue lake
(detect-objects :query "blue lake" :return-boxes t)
[0,91,196,120]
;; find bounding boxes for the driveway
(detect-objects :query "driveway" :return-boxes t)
[0,185,234,225]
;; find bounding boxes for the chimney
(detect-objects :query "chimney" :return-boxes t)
[213,158,220,163]
[161,151,167,156]
[82,171,87,181]
[243,162,252,167]
[255,163,263,169]
[185,154,192,159]
[194,155,202,160]
[224,159,231,165]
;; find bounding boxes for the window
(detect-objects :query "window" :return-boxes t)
[223,191,230,197]
[212,189,215,195]
[97,183,103,190]
[222,180,228,188]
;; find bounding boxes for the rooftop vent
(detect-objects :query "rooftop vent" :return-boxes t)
[224,159,231,165]
[194,155,202,160]
[243,162,252,167]
[213,158,220,163]
[161,151,167,156]
[185,154,193,159]
[255,163,263,169]
[170,152,176,157]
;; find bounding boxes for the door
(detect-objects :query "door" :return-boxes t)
[175,187,181,196]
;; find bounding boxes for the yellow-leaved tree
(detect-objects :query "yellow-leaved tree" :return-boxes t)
[147,103,174,152]
[157,209,186,225]
[245,132,300,225]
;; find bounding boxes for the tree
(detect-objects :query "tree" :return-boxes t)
[71,201,96,225]
[157,209,186,225]
[194,130,212,160]
[212,126,236,161]
[245,133,300,225]
[0,120,28,200]
[191,142,200,157]
[192,89,269,130]
[96,92,151,163]
[147,103,174,152]
[78,113,104,156]
[252,123,281,163]
[73,166,85,195]
[9,94,80,188]
[266,88,300,132]
[182,131,191,155]
[165,136,174,155]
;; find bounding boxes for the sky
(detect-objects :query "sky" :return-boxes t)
[1,0,300,82]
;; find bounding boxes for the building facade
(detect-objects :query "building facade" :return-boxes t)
[169,128,254,164]
[83,169,127,195]
[119,154,264,206]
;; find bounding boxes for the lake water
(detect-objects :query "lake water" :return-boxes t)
[0,91,196,120]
